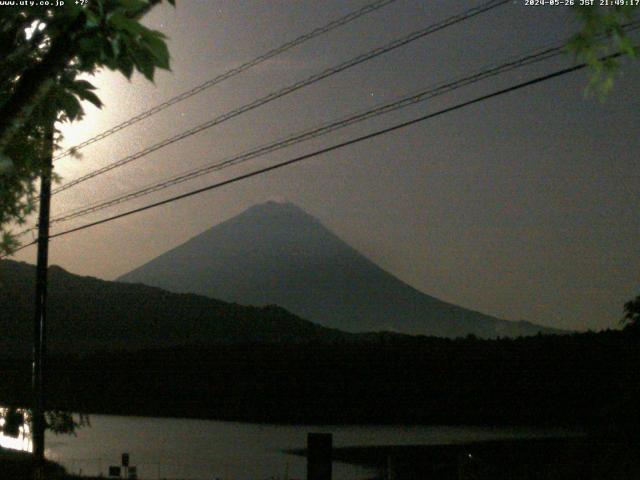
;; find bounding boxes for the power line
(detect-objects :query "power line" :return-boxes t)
[51,0,509,195]
[44,20,640,225]
[6,53,607,257]
[49,42,567,225]
[51,0,399,162]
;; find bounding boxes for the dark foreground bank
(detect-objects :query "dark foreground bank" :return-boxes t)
[292,435,640,480]
[0,447,100,480]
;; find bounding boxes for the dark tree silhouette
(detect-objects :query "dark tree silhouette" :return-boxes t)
[0,0,174,255]
[622,295,640,331]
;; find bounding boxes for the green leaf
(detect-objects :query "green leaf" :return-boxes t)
[118,54,135,79]
[71,79,97,91]
[84,9,100,28]
[78,89,103,109]
[0,152,13,174]
[62,79,103,109]
[110,36,121,58]
[119,0,149,13]
[618,36,636,58]
[77,36,103,69]
[108,12,145,36]
[141,31,170,69]
[129,43,156,81]
[59,92,83,122]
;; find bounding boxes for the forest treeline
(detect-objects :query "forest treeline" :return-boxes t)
[0,328,638,428]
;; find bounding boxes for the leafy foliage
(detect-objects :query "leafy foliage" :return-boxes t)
[568,5,639,95]
[1,407,89,438]
[0,0,174,256]
[45,410,90,435]
[622,295,640,331]
[0,0,174,436]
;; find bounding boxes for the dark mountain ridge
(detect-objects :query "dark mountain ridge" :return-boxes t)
[0,259,353,356]
[119,201,562,338]
[2,262,637,429]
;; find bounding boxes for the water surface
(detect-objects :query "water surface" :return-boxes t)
[33,415,573,479]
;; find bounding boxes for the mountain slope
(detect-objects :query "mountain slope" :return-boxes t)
[118,201,560,338]
[0,259,351,356]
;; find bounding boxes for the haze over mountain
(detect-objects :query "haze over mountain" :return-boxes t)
[119,201,560,338]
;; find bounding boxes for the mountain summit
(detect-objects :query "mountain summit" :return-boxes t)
[118,201,557,338]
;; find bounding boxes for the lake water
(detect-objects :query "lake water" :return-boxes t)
[1,412,574,480]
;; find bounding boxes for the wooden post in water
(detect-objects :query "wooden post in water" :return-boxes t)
[307,433,332,480]
[386,454,395,480]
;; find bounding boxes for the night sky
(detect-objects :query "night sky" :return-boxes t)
[10,0,640,332]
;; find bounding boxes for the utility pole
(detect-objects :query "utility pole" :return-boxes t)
[32,123,54,480]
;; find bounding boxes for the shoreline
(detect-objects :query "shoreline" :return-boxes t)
[3,432,638,479]
[290,435,640,480]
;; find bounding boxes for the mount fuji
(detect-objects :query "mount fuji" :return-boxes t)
[118,201,559,338]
